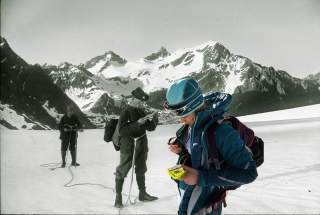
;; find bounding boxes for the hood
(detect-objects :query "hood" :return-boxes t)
[194,92,232,128]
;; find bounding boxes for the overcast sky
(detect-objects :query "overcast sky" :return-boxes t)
[1,0,319,78]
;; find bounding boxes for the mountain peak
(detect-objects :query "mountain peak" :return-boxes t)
[193,40,218,50]
[0,36,8,48]
[102,51,127,64]
[144,46,170,61]
[58,62,73,68]
[84,50,127,73]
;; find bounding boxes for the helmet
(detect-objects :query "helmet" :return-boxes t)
[164,78,204,117]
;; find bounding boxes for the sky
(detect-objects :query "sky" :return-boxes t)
[1,0,320,78]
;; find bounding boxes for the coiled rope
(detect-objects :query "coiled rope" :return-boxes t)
[40,134,138,213]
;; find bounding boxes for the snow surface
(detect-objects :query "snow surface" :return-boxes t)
[1,105,320,214]
[239,104,320,122]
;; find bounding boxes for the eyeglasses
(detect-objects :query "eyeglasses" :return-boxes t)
[163,101,188,116]
[163,93,203,116]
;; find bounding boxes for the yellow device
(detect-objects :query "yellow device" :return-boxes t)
[167,164,187,180]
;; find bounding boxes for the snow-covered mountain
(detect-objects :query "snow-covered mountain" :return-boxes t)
[0,37,94,129]
[42,40,320,122]
[83,41,320,96]
[1,37,319,129]
[306,72,320,85]
[43,62,105,111]
[42,63,126,127]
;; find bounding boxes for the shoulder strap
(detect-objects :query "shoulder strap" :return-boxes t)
[207,122,221,170]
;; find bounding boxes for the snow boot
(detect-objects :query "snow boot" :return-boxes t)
[114,194,123,208]
[70,150,80,166]
[114,178,124,208]
[138,190,158,201]
[61,150,66,168]
[136,175,158,201]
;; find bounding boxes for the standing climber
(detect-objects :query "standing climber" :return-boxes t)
[58,105,83,168]
[113,87,159,208]
[165,78,258,214]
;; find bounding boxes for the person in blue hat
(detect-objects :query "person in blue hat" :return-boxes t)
[165,78,257,215]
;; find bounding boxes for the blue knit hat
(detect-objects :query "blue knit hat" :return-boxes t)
[164,78,204,117]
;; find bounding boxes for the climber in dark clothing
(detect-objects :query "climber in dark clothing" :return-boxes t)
[113,87,159,208]
[58,105,83,168]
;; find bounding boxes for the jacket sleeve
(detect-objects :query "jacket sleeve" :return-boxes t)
[145,113,158,131]
[197,125,258,187]
[118,110,145,137]
[76,116,82,129]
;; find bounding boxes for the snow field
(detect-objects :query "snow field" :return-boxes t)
[1,105,320,214]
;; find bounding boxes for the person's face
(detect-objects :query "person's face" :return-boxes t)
[66,107,74,117]
[129,97,144,108]
[180,112,196,126]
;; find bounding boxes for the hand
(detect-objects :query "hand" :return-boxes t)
[144,115,154,122]
[137,118,147,124]
[169,144,182,154]
[63,128,69,132]
[182,165,199,185]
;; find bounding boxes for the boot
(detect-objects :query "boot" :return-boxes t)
[114,193,123,208]
[114,178,124,208]
[136,175,158,201]
[70,150,80,166]
[61,150,66,168]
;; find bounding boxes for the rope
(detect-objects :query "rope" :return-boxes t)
[40,162,63,171]
[40,126,74,171]
[40,130,138,213]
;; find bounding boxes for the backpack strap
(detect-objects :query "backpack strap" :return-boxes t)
[206,122,221,170]
[205,121,230,210]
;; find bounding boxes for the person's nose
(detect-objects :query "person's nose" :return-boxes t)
[180,117,186,124]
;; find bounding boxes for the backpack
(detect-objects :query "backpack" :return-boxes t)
[204,116,264,210]
[207,116,264,170]
[104,118,120,151]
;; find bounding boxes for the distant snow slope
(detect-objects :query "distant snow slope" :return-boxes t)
[0,102,51,129]
[239,103,320,122]
[1,105,319,214]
